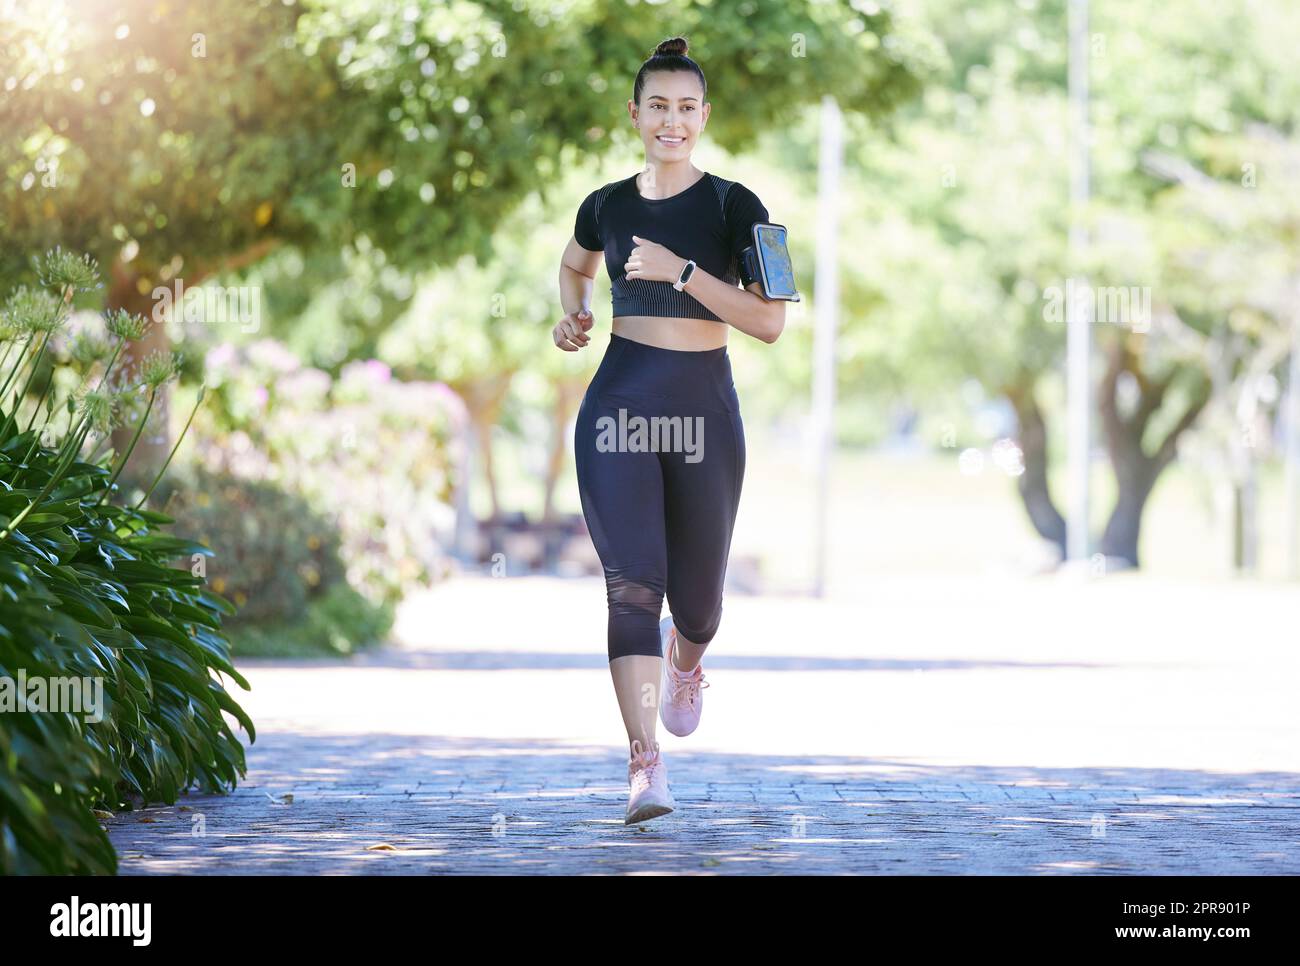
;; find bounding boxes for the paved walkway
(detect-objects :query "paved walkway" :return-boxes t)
[105,574,1300,874]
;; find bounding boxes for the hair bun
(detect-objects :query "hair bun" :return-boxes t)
[653,36,689,58]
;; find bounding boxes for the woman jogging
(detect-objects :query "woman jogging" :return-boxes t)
[554,36,786,824]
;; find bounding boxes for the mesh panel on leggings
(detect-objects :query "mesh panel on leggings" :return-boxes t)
[603,567,666,660]
[605,568,664,614]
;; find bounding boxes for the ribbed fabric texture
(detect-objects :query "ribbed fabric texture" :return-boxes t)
[574,172,770,323]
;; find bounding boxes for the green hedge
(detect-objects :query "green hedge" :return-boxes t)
[0,250,252,874]
[152,464,394,657]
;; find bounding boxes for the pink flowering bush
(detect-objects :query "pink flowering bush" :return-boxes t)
[182,338,468,611]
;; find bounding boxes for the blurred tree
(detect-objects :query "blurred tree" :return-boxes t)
[1079,0,1300,566]
[1,0,337,489]
[1140,128,1300,571]
[813,0,1300,568]
[1,0,931,494]
[376,183,591,524]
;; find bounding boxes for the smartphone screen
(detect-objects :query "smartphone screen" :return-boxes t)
[754,225,799,300]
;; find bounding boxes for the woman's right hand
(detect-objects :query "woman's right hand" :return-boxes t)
[553,307,594,351]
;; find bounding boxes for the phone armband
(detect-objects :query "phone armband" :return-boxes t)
[738,222,801,302]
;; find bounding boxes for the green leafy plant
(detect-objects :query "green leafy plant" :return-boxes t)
[0,249,253,874]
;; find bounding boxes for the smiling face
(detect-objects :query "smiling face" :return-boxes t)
[629,70,710,163]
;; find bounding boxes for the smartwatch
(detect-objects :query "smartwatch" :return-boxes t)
[673,259,696,291]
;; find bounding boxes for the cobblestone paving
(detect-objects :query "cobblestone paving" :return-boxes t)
[104,575,1300,874]
[105,737,1300,875]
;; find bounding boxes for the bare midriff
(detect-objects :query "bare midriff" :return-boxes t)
[612,315,729,351]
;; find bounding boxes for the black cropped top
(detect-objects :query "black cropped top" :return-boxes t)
[573,171,770,322]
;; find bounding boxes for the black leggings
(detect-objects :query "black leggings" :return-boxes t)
[575,333,746,662]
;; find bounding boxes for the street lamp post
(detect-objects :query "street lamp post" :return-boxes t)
[811,95,843,596]
[1066,0,1093,565]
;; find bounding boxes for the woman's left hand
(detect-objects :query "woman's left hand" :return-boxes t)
[624,235,686,284]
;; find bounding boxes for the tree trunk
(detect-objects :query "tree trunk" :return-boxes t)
[1097,338,1210,568]
[1231,474,1258,572]
[106,259,171,497]
[474,417,500,523]
[1005,381,1067,559]
[1098,466,1156,566]
[1228,383,1264,573]
[447,372,514,524]
[541,375,585,523]
[101,240,279,502]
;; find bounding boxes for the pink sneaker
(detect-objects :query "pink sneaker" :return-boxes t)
[625,738,675,824]
[659,616,710,737]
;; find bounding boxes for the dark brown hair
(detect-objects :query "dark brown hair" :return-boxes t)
[632,36,707,107]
